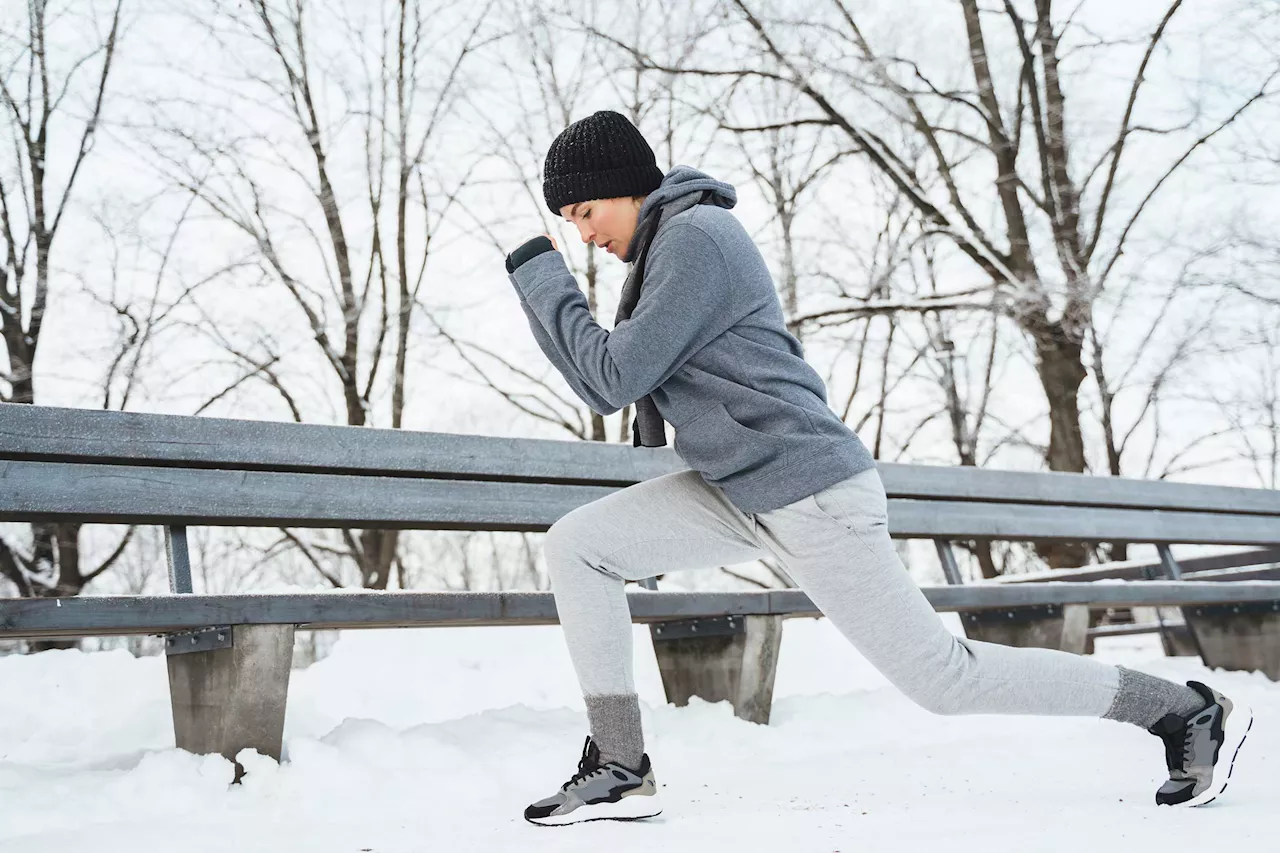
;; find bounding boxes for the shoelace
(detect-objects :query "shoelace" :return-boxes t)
[1156,717,1196,774]
[562,735,608,790]
[1179,722,1198,770]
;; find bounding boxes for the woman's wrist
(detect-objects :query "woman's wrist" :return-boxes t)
[506,235,556,273]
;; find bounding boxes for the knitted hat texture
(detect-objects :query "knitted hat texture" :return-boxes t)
[543,110,664,216]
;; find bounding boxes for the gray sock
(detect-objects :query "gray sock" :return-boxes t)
[1102,665,1209,730]
[584,693,644,770]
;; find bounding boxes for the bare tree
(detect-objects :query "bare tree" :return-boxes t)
[0,1,134,622]
[0,0,122,405]
[0,191,213,641]
[140,0,497,589]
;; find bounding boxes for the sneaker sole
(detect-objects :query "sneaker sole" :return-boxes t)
[1186,701,1254,807]
[526,793,663,826]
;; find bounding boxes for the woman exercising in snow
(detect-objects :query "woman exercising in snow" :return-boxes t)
[504,109,1252,827]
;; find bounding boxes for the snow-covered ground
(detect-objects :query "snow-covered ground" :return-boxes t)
[1,616,1274,852]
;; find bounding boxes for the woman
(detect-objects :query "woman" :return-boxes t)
[504,110,1252,827]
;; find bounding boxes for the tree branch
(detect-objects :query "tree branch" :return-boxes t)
[81,527,136,586]
[1097,71,1278,289]
[1086,0,1184,262]
[727,0,1020,286]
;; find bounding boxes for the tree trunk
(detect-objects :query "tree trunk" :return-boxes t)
[1030,321,1089,567]
[359,528,400,590]
[26,521,89,651]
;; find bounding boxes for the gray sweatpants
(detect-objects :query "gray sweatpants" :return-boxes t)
[543,466,1202,768]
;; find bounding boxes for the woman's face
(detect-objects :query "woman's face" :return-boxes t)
[559,195,646,260]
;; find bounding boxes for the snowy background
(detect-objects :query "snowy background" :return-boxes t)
[2,619,1275,852]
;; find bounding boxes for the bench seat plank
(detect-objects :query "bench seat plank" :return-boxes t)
[5,582,1280,639]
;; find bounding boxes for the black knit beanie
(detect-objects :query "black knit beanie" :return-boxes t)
[543,110,664,217]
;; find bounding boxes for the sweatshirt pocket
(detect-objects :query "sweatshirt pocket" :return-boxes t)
[673,401,789,482]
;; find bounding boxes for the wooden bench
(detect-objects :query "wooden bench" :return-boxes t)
[3,403,1279,776]
[905,467,1280,667]
[993,549,1280,656]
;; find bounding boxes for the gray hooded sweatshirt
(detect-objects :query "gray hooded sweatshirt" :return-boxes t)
[510,165,876,514]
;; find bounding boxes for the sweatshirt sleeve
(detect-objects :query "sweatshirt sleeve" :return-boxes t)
[513,288,619,416]
[509,224,751,410]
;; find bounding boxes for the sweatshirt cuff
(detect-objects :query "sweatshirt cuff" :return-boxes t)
[508,245,570,297]
[505,235,556,273]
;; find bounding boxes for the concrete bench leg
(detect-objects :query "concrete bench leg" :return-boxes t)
[961,604,1090,655]
[650,615,782,724]
[166,624,295,780]
[1182,601,1280,680]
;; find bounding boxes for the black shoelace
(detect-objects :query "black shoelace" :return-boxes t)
[1152,714,1192,773]
[562,735,608,790]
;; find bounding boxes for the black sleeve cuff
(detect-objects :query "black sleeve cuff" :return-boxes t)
[505,236,556,273]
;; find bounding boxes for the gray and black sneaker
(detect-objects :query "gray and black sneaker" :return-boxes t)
[1148,679,1253,807]
[524,735,662,826]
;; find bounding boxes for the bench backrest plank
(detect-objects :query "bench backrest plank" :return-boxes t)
[4,403,1278,518]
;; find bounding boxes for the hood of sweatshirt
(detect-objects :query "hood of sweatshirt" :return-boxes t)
[635,165,737,230]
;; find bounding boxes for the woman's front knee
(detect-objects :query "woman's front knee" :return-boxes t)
[543,509,591,556]
[543,513,617,581]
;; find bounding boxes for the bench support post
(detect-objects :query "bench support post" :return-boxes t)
[1155,544,1210,660]
[650,614,782,724]
[163,524,292,780]
[165,525,193,594]
[1128,607,1200,656]
[934,540,964,586]
[1182,601,1280,680]
[166,623,295,780]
